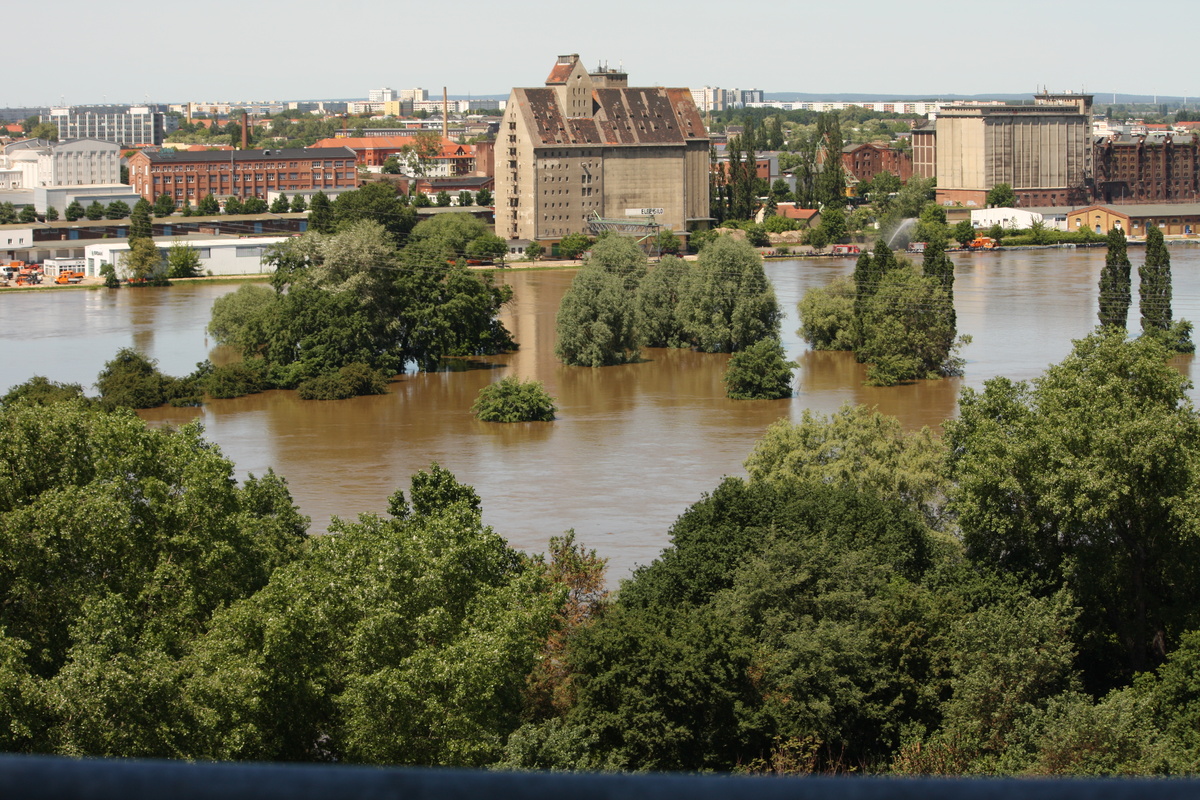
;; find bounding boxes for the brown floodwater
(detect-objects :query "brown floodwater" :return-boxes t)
[3,247,1198,579]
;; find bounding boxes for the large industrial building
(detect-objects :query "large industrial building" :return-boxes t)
[496,54,711,243]
[126,147,358,205]
[932,92,1092,207]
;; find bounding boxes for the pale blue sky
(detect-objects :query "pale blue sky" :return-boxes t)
[6,0,1194,106]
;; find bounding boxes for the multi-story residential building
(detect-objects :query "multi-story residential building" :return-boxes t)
[841,142,913,184]
[496,54,710,242]
[933,92,1092,207]
[42,105,170,147]
[1093,134,1200,204]
[691,87,764,113]
[369,88,398,103]
[911,121,936,179]
[126,147,358,205]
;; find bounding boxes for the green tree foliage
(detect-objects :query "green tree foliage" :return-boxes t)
[289,194,307,213]
[798,275,856,351]
[223,196,244,215]
[296,363,389,400]
[723,337,794,400]
[180,464,558,765]
[381,156,402,174]
[555,264,642,367]
[1,376,90,409]
[197,194,220,215]
[435,190,452,207]
[306,190,333,232]
[30,122,58,141]
[466,234,508,264]
[815,113,846,209]
[65,200,84,221]
[218,221,514,386]
[0,400,306,755]
[408,212,490,259]
[524,241,543,262]
[557,232,592,260]
[269,194,290,213]
[18,205,37,223]
[1099,226,1133,330]
[129,199,153,241]
[858,266,964,386]
[153,193,176,216]
[457,190,474,207]
[472,376,557,422]
[95,348,202,409]
[680,237,781,353]
[242,197,268,215]
[119,238,165,284]
[44,206,58,222]
[475,188,492,207]
[744,404,948,528]
[165,241,202,279]
[636,255,693,348]
[817,206,847,244]
[953,219,976,247]
[947,330,1200,688]
[1139,225,1193,352]
[986,183,1016,208]
[330,183,414,242]
[201,358,271,399]
[85,201,105,220]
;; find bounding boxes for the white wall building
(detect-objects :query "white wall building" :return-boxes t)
[970,207,1046,230]
[368,87,397,102]
[84,236,291,279]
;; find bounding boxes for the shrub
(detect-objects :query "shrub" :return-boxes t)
[296,363,390,400]
[723,337,794,400]
[472,376,557,422]
[203,358,272,399]
[798,275,856,351]
[96,348,169,409]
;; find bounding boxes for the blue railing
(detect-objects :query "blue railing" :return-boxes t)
[0,754,1196,800]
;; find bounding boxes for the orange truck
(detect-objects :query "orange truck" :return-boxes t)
[968,236,998,250]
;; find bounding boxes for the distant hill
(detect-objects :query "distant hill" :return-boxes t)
[763,92,1195,106]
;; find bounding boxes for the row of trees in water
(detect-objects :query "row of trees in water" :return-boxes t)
[5,324,1200,773]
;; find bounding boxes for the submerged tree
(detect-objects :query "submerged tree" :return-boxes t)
[1139,225,1193,352]
[1099,226,1132,330]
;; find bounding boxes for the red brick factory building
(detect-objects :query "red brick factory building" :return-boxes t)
[127,147,359,204]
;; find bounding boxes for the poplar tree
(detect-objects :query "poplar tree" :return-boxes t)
[128,199,153,242]
[1139,225,1172,336]
[922,232,957,333]
[1098,226,1132,330]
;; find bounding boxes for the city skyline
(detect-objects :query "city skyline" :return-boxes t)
[8,0,1197,107]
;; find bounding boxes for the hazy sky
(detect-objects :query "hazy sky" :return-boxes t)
[7,0,1195,106]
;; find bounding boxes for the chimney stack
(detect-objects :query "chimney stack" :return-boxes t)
[443,87,448,139]
[241,111,248,150]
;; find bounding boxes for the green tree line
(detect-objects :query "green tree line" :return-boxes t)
[6,328,1200,773]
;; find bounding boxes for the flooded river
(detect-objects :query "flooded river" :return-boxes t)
[3,247,1198,579]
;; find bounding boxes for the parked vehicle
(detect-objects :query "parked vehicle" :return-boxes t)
[55,271,86,285]
[831,244,861,255]
[969,236,998,250]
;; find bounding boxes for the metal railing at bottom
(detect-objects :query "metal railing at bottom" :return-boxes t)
[0,754,1197,800]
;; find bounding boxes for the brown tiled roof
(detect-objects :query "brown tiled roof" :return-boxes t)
[545,63,574,85]
[513,86,708,147]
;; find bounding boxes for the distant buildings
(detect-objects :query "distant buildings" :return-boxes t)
[931,92,1092,207]
[497,54,710,242]
[126,147,358,205]
[841,142,912,184]
[1093,134,1200,204]
[690,87,764,113]
[42,105,170,147]
[310,136,479,177]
